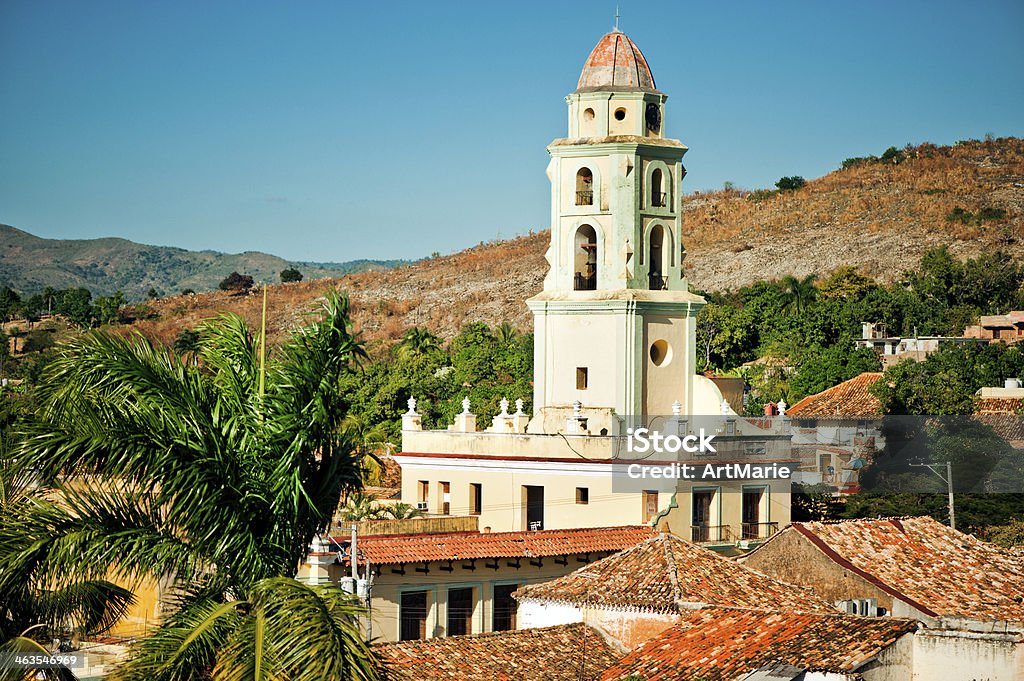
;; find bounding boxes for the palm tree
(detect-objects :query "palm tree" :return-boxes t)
[382,502,424,520]
[780,274,818,316]
[338,492,387,522]
[396,327,441,359]
[496,321,518,346]
[0,292,378,681]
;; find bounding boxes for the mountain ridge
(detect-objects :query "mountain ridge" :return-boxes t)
[0,224,406,300]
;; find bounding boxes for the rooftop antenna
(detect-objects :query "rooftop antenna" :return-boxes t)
[614,3,620,31]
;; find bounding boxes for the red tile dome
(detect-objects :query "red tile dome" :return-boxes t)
[576,31,657,93]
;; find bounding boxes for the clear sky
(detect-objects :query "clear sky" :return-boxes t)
[1,1,1022,263]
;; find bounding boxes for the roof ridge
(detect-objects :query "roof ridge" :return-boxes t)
[660,534,684,609]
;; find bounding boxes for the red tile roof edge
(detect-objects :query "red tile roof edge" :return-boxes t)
[325,525,656,565]
[790,522,939,618]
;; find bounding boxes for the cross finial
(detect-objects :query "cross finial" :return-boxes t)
[614,3,620,31]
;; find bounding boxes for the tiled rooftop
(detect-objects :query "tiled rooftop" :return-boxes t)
[326,526,655,566]
[599,607,918,681]
[377,623,622,681]
[788,372,884,418]
[754,516,1024,623]
[515,533,831,613]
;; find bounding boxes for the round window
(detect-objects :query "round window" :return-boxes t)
[650,340,672,367]
[614,108,626,121]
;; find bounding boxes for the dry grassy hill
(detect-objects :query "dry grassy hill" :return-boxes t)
[128,138,1024,351]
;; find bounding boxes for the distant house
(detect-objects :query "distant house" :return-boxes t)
[299,525,653,643]
[857,321,988,368]
[515,532,831,649]
[974,378,1024,447]
[965,311,1024,344]
[599,607,918,681]
[376,622,621,681]
[787,372,884,492]
[740,516,1024,680]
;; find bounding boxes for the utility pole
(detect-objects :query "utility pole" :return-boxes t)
[911,460,955,530]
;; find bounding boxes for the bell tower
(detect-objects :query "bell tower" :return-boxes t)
[527,30,705,425]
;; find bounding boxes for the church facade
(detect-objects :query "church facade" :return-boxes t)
[396,29,793,547]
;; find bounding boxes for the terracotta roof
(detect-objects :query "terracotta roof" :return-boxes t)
[751,517,1024,623]
[377,623,622,681]
[576,31,657,93]
[600,607,918,681]
[976,397,1024,415]
[326,526,655,566]
[515,533,831,614]
[787,372,884,418]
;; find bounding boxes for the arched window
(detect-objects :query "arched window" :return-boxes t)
[575,168,594,206]
[573,225,597,291]
[651,168,666,208]
[649,225,666,290]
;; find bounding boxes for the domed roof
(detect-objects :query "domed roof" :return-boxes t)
[576,30,657,93]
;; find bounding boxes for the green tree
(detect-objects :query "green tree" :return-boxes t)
[0,330,8,379]
[779,274,817,316]
[0,287,22,322]
[56,288,93,328]
[172,329,201,355]
[397,327,442,359]
[818,267,876,300]
[146,287,159,300]
[775,176,806,191]
[94,290,125,326]
[0,292,378,680]
[280,267,304,283]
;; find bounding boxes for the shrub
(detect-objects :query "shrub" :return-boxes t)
[219,272,254,293]
[775,176,806,191]
[280,267,303,283]
[747,189,778,202]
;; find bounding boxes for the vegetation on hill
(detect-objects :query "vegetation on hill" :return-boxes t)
[696,246,1024,413]
[0,224,405,300]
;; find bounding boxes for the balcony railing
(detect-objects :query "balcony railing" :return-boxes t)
[691,524,731,544]
[575,190,593,206]
[649,274,667,290]
[652,192,667,208]
[741,522,779,541]
[574,271,596,291]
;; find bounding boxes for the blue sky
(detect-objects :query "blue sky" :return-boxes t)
[1,1,1022,263]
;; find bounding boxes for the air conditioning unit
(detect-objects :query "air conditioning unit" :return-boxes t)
[416,501,428,511]
[839,598,879,616]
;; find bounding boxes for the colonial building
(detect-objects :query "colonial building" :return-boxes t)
[787,372,884,492]
[514,532,831,649]
[299,525,653,643]
[396,29,793,548]
[740,516,1024,680]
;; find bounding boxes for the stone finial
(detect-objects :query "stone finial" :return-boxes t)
[720,399,731,416]
[671,400,682,416]
[499,397,510,416]
[405,396,419,416]
[778,400,788,416]
[514,398,525,415]
[461,396,472,414]
[573,400,582,418]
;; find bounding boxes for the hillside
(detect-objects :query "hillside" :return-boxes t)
[0,225,404,300]
[125,138,1024,350]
